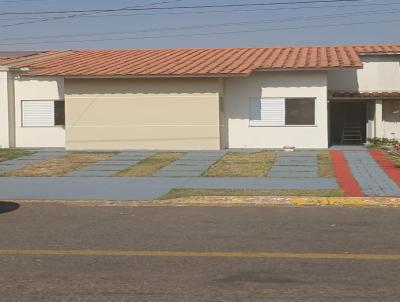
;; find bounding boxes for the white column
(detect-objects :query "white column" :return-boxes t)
[375,99,383,138]
[0,70,10,148]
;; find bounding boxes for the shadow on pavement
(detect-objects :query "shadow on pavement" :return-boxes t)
[0,201,20,214]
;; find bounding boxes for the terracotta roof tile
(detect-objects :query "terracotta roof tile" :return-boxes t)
[8,44,400,77]
[330,91,400,98]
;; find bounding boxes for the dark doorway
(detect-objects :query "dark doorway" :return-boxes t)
[330,102,367,145]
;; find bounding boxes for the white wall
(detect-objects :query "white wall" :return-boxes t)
[383,100,400,139]
[0,70,10,148]
[14,77,65,148]
[328,55,400,91]
[224,71,328,149]
[358,56,400,92]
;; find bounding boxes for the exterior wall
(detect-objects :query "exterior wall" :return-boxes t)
[328,55,400,91]
[224,71,328,149]
[0,70,10,148]
[14,77,65,148]
[328,56,400,141]
[382,100,400,139]
[64,78,221,150]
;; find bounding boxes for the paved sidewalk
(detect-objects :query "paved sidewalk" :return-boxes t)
[0,150,68,175]
[65,151,156,177]
[154,151,225,177]
[268,152,318,178]
[0,177,338,200]
[344,151,400,196]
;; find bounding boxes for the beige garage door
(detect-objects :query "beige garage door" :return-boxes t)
[64,78,222,150]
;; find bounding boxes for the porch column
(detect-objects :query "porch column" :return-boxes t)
[0,70,10,148]
[375,99,383,138]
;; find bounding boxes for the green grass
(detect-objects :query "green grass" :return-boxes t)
[203,151,276,177]
[0,149,34,162]
[160,188,344,200]
[117,152,186,177]
[317,151,336,178]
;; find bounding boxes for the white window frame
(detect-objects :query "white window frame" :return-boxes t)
[249,97,316,127]
[21,100,65,128]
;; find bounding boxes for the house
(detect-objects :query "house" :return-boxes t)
[0,45,399,150]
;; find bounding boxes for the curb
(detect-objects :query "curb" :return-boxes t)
[7,196,400,207]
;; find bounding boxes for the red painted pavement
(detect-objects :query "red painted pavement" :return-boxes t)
[369,150,400,185]
[330,151,365,197]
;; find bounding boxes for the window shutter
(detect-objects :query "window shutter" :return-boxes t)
[22,101,55,127]
[250,97,285,126]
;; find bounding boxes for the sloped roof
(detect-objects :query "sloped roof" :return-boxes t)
[6,44,400,77]
[329,91,400,99]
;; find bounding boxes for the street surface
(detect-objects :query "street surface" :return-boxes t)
[1,202,400,301]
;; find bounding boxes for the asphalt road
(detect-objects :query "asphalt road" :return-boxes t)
[1,202,400,301]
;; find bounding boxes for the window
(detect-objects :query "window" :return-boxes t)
[22,100,65,127]
[250,97,315,126]
[285,98,315,125]
[54,101,65,126]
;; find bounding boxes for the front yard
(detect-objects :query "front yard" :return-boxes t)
[203,151,276,177]
[6,152,113,176]
[0,149,34,162]
[117,152,186,177]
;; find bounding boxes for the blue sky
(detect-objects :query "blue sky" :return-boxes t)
[0,0,399,50]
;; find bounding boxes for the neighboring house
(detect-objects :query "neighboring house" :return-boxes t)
[0,45,399,150]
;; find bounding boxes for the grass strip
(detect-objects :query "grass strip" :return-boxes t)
[317,151,336,178]
[117,152,185,177]
[0,149,34,162]
[6,152,113,176]
[160,188,344,200]
[203,151,276,177]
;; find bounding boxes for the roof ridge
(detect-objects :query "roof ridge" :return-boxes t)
[6,51,72,68]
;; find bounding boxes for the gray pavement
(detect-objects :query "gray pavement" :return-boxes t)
[0,150,68,175]
[268,151,318,178]
[154,151,225,177]
[344,151,400,196]
[65,151,156,177]
[1,205,400,301]
[0,176,338,200]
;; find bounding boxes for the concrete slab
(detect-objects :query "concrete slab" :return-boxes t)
[76,165,127,172]
[0,176,338,200]
[89,160,140,166]
[268,171,319,178]
[152,151,223,177]
[275,156,316,161]
[344,151,400,196]
[155,165,209,172]
[268,151,319,179]
[154,171,203,177]
[183,177,338,190]
[0,151,70,175]
[64,152,154,177]
[65,171,118,177]
[0,160,40,166]
[277,153,317,157]
[270,166,318,172]
[273,161,317,167]
[167,163,213,169]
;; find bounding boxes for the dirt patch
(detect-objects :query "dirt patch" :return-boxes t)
[117,152,186,177]
[204,152,276,177]
[318,151,336,178]
[6,152,113,176]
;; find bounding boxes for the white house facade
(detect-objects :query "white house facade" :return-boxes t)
[0,45,399,150]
